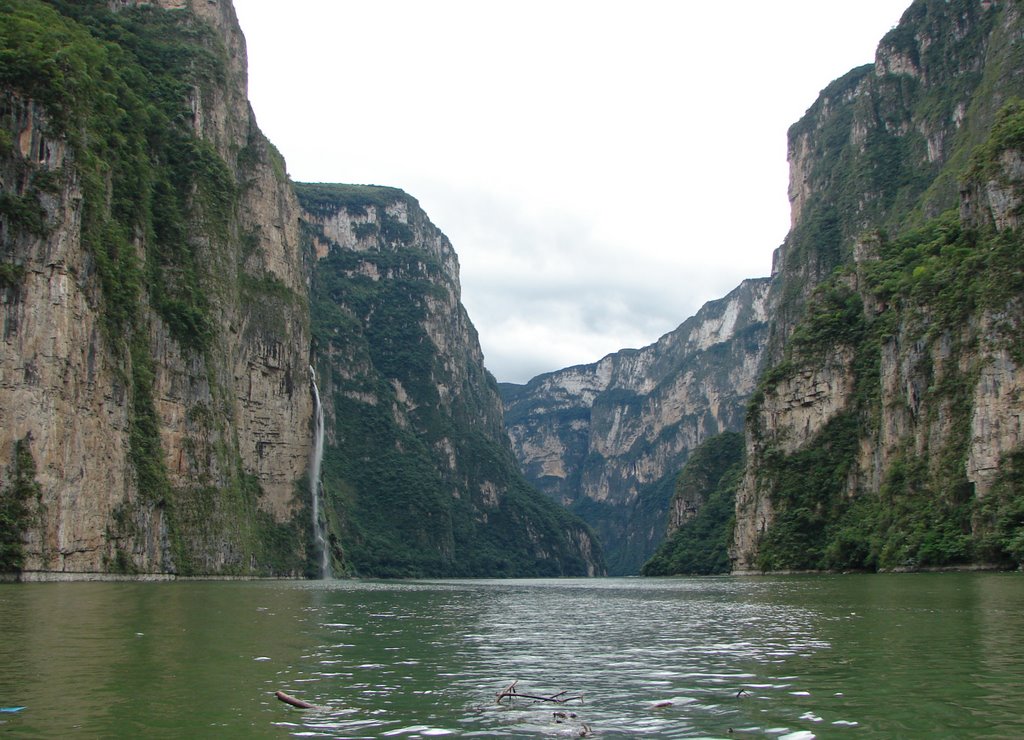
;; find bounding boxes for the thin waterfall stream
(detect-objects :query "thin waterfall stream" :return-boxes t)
[309,366,330,579]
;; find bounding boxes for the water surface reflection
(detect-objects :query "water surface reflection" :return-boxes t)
[1,574,1022,738]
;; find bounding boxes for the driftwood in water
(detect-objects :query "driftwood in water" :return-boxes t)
[275,690,316,709]
[495,680,583,705]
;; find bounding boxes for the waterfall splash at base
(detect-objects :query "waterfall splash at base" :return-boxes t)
[309,366,331,579]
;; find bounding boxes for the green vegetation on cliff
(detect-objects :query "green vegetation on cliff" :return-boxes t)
[748,101,1024,571]
[299,183,601,577]
[1,1,305,574]
[733,0,1024,573]
[1,0,230,347]
[752,217,1020,569]
[774,0,1008,344]
[297,182,417,217]
[642,432,744,576]
[0,437,41,572]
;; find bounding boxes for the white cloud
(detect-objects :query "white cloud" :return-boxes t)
[233,0,909,383]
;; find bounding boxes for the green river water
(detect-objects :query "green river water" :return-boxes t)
[0,574,1021,738]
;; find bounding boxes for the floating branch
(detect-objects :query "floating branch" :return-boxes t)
[495,680,584,705]
[275,690,317,710]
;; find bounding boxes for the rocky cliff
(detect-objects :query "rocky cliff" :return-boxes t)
[0,0,311,575]
[0,0,600,577]
[506,0,1024,577]
[732,0,1024,572]
[502,278,770,573]
[299,184,602,577]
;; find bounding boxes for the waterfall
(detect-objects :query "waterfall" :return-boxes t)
[309,366,331,579]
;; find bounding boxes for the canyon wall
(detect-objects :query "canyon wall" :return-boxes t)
[299,184,603,576]
[1,0,311,574]
[0,0,600,577]
[732,0,1024,572]
[503,278,770,573]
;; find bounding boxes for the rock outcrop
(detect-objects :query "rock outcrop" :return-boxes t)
[503,278,770,574]
[731,0,1024,572]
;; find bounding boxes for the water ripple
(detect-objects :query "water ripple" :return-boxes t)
[6,575,1011,737]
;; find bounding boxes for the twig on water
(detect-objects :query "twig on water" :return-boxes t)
[496,680,584,705]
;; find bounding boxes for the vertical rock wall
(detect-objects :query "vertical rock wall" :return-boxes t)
[0,1,311,574]
[731,0,1024,572]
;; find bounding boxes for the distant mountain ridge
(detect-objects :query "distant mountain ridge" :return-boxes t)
[507,0,1024,574]
[502,278,770,574]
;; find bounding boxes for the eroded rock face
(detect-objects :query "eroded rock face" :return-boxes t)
[731,349,857,572]
[962,148,1024,232]
[1,99,129,571]
[503,278,770,574]
[968,345,1024,498]
[731,0,1024,572]
[1,2,311,574]
[732,312,1024,573]
[760,349,857,457]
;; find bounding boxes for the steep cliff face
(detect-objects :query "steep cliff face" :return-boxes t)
[0,0,603,578]
[732,0,1024,572]
[771,0,1009,357]
[503,278,770,573]
[299,184,603,577]
[1,0,311,574]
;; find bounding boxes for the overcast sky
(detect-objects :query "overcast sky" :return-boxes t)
[232,0,910,384]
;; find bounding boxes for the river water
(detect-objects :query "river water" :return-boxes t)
[0,574,1021,738]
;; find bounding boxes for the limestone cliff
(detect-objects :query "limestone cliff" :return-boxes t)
[732,0,1024,572]
[0,0,602,578]
[502,278,770,574]
[299,184,603,577]
[770,0,1011,356]
[0,0,312,575]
